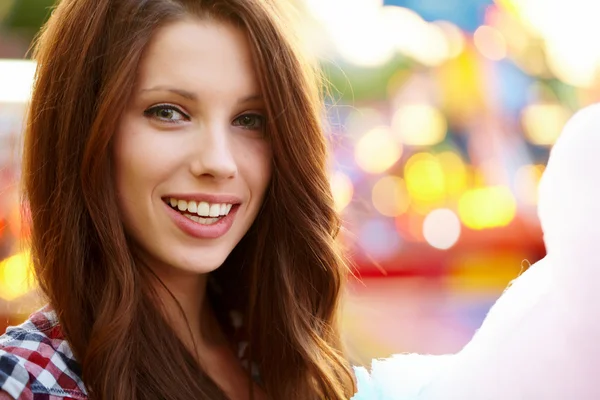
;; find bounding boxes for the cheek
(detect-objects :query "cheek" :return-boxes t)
[112,117,179,224]
[238,139,272,194]
[114,118,177,195]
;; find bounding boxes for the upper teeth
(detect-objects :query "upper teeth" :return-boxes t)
[169,198,233,217]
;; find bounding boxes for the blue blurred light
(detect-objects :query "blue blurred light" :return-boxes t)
[487,59,533,118]
[358,218,402,260]
[383,0,493,32]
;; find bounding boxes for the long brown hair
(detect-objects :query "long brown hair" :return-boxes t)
[22,0,355,398]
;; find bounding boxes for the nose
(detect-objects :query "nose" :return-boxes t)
[189,124,237,180]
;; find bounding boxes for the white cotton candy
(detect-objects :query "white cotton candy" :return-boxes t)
[353,104,600,400]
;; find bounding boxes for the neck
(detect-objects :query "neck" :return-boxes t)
[149,264,223,355]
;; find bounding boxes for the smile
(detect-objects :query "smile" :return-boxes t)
[162,195,241,239]
[167,198,233,225]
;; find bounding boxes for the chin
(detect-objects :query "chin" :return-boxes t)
[169,250,230,275]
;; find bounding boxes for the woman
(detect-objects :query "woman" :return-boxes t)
[2,0,600,399]
[0,0,355,398]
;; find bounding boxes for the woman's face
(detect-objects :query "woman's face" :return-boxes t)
[114,19,272,276]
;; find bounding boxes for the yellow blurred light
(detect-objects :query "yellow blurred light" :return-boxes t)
[0,251,34,301]
[423,208,461,250]
[514,164,545,205]
[330,171,354,212]
[372,176,410,217]
[392,104,447,146]
[0,60,36,103]
[474,25,507,61]
[521,103,571,146]
[491,6,532,55]
[436,151,468,197]
[458,186,517,230]
[493,0,520,17]
[515,48,547,77]
[355,126,402,174]
[436,51,484,119]
[433,21,465,58]
[404,153,446,204]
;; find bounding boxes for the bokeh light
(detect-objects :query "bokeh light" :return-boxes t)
[458,186,517,230]
[392,104,447,146]
[521,103,571,146]
[330,171,354,212]
[436,151,468,198]
[372,176,410,217]
[433,21,466,59]
[0,251,33,301]
[473,25,507,61]
[404,152,446,206]
[423,209,461,250]
[380,6,451,67]
[355,126,402,173]
[498,0,600,87]
[359,218,402,260]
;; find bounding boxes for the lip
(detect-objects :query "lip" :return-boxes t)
[162,193,242,239]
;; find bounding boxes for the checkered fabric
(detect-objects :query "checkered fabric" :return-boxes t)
[0,307,87,399]
[0,305,257,399]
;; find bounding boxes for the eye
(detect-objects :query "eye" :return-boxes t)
[144,104,189,123]
[232,113,265,131]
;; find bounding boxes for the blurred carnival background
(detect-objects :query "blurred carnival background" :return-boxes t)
[0,0,597,365]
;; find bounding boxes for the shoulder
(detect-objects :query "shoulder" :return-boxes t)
[0,307,87,399]
[352,354,454,400]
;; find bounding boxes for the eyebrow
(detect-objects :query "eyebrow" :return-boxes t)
[140,86,263,104]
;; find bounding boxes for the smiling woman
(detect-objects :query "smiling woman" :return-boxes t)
[0,0,355,399]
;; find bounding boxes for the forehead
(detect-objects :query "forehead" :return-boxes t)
[136,19,260,97]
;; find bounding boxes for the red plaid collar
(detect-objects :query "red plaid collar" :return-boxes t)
[0,306,258,399]
[0,306,87,399]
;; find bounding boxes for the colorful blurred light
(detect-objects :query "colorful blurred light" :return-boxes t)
[498,0,600,87]
[359,218,402,260]
[437,151,468,198]
[521,103,571,146]
[372,176,410,217]
[0,250,33,301]
[394,213,426,243]
[330,171,354,212]
[433,21,466,59]
[392,104,447,146]
[355,126,402,173]
[345,108,387,139]
[423,209,461,250]
[473,25,507,61]
[436,50,484,119]
[458,186,517,230]
[404,153,446,205]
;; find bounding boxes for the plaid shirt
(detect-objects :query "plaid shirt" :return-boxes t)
[0,307,87,399]
[0,306,257,399]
